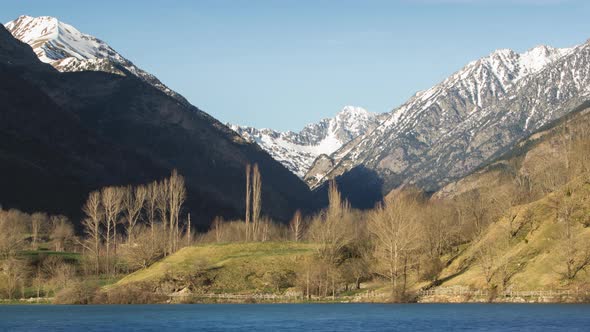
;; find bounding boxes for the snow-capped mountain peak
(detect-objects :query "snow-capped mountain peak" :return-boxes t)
[460,45,570,83]
[378,43,574,130]
[230,106,379,178]
[5,15,188,104]
[518,45,573,75]
[6,15,114,63]
[327,105,375,135]
[305,38,589,194]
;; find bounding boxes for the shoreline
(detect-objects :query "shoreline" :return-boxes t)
[2,295,589,305]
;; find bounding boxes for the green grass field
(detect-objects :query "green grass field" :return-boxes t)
[113,242,317,294]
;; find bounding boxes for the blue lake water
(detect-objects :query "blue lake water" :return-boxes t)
[0,303,589,331]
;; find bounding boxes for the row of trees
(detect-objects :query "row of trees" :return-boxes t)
[0,208,77,299]
[0,170,191,299]
[0,209,75,258]
[81,170,188,274]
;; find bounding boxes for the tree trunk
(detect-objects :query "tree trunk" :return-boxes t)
[245,164,251,241]
[187,213,191,247]
[306,270,310,300]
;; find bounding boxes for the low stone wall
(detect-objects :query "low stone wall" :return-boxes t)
[418,288,590,303]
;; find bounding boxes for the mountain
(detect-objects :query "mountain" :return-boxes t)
[430,104,590,292]
[5,15,188,105]
[306,41,590,206]
[0,22,315,227]
[230,106,380,177]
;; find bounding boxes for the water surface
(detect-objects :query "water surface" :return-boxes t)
[1,304,589,331]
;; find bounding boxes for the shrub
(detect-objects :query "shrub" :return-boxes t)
[53,281,99,304]
[420,257,444,282]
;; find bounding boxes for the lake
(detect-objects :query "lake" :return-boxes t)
[0,304,589,331]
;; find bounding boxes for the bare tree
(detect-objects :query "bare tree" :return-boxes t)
[421,200,457,280]
[2,258,30,299]
[245,163,252,241]
[33,265,44,301]
[146,181,160,241]
[186,213,192,247]
[123,185,147,243]
[168,170,186,252]
[340,258,370,290]
[455,189,493,238]
[308,181,353,265]
[30,212,47,249]
[82,191,103,273]
[290,210,303,242]
[49,216,75,252]
[50,262,76,291]
[534,124,577,195]
[423,201,455,259]
[120,225,166,271]
[0,209,28,258]
[251,164,262,240]
[368,190,423,300]
[556,186,590,280]
[243,163,263,241]
[101,186,123,273]
[570,121,590,179]
[260,217,270,242]
[561,236,590,280]
[42,256,76,295]
[296,256,324,299]
[475,241,497,287]
[211,217,223,243]
[156,179,170,254]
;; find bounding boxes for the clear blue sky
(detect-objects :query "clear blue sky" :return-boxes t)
[2,0,590,131]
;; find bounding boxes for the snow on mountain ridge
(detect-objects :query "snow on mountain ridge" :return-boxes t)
[518,45,573,76]
[305,40,585,191]
[378,43,574,131]
[6,15,123,64]
[5,15,188,104]
[230,106,379,177]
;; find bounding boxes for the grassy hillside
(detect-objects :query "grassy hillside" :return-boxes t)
[431,106,590,294]
[112,242,317,295]
[438,177,590,291]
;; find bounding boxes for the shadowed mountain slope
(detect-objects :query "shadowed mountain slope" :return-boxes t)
[0,25,315,227]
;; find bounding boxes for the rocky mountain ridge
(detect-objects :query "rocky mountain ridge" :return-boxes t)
[230,106,380,177]
[5,15,188,105]
[305,41,590,205]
